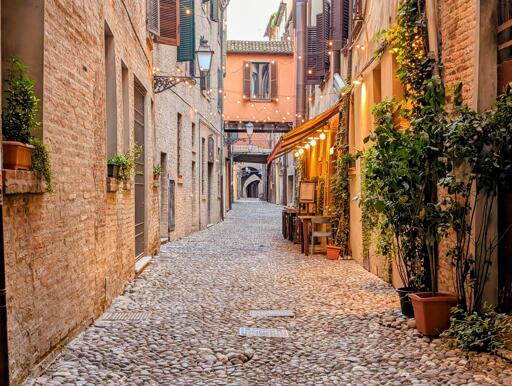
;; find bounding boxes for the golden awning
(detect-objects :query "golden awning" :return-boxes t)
[270,102,342,160]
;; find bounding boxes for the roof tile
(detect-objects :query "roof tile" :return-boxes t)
[227,40,293,55]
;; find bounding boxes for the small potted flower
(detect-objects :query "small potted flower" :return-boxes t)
[153,165,162,180]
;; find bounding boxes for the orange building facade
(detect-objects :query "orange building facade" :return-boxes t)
[224,40,296,205]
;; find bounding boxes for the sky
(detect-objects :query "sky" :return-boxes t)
[227,0,281,41]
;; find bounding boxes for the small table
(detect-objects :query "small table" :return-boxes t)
[282,208,299,241]
[298,215,336,256]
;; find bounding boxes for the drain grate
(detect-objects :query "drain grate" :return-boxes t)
[102,312,151,321]
[239,327,289,338]
[249,310,295,318]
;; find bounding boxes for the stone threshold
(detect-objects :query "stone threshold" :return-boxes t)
[134,256,152,275]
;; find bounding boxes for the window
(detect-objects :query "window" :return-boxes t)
[251,62,270,100]
[177,113,182,175]
[243,61,277,100]
[202,137,206,194]
[105,23,118,159]
[192,122,196,149]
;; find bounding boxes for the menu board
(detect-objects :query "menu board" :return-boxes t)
[299,181,316,203]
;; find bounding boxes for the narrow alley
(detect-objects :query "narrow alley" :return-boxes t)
[31,201,512,386]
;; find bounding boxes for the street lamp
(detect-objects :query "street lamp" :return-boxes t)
[196,38,214,72]
[154,36,215,93]
[245,122,254,137]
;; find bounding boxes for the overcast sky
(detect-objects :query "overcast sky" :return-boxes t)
[227,0,281,41]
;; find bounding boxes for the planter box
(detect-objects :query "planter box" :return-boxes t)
[410,292,457,336]
[3,141,34,170]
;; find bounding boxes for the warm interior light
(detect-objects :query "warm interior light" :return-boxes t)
[305,143,310,150]
[319,132,326,140]
[310,139,317,147]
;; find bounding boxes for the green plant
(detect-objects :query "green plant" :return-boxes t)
[108,144,143,183]
[29,137,53,193]
[316,176,325,215]
[441,85,512,313]
[2,58,40,143]
[153,164,162,176]
[441,305,512,353]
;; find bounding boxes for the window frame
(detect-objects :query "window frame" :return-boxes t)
[250,61,272,101]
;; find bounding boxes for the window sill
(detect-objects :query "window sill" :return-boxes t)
[3,169,46,195]
[249,98,272,103]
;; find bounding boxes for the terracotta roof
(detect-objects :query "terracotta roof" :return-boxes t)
[227,40,293,55]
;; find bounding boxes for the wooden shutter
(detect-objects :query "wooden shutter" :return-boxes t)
[316,1,330,77]
[178,0,195,62]
[210,0,219,22]
[306,27,321,85]
[331,0,350,49]
[147,0,160,35]
[217,69,223,111]
[271,62,278,99]
[157,0,179,45]
[243,61,251,98]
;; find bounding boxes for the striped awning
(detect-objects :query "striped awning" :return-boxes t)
[267,102,342,164]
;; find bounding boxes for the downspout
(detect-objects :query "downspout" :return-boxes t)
[282,156,288,206]
[295,0,307,125]
[0,0,10,380]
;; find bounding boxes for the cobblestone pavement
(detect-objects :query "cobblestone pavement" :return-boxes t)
[32,201,512,385]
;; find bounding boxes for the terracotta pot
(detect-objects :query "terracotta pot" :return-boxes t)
[2,141,34,170]
[410,292,457,336]
[326,245,341,260]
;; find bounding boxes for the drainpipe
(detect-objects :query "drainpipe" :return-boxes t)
[282,156,288,206]
[295,0,307,125]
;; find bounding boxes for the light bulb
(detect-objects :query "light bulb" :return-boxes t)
[305,144,310,150]
[310,139,317,147]
[299,148,304,155]
[294,152,300,158]
[319,132,326,140]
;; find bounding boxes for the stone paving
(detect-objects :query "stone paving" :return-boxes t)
[30,200,512,385]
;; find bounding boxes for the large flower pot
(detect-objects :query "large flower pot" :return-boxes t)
[397,287,415,318]
[410,292,457,336]
[2,141,34,170]
[326,245,341,260]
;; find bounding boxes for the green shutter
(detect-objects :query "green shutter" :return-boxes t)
[211,0,219,22]
[178,0,195,62]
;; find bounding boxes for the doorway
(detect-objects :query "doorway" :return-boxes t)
[207,163,213,225]
[160,153,168,239]
[134,82,145,260]
[168,180,176,232]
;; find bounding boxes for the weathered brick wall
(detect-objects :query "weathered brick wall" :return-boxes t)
[3,1,159,384]
[438,0,478,108]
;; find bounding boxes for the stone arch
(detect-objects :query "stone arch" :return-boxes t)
[242,174,262,198]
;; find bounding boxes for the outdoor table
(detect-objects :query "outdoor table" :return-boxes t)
[298,215,336,256]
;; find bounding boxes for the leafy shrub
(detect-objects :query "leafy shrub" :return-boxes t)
[153,164,162,176]
[441,305,512,354]
[29,137,53,193]
[2,58,40,143]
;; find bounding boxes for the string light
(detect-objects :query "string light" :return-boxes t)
[319,132,326,140]
[305,143,310,150]
[310,139,317,147]
[299,148,304,155]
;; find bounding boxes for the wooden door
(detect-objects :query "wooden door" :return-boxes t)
[168,180,176,232]
[134,83,145,260]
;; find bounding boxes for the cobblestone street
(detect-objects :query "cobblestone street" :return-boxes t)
[32,201,512,385]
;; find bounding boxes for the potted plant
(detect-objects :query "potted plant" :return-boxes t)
[2,58,40,170]
[107,157,120,178]
[153,164,162,180]
[108,145,142,188]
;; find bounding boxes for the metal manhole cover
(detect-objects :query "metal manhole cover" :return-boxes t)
[102,312,151,321]
[249,310,295,318]
[239,327,289,338]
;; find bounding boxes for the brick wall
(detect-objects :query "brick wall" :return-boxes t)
[438,0,478,107]
[2,1,159,384]
[154,0,224,241]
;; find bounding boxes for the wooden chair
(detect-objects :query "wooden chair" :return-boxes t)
[310,217,332,255]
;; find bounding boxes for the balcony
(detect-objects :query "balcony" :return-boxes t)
[498,0,512,64]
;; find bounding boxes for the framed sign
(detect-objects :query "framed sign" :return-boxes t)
[299,181,316,203]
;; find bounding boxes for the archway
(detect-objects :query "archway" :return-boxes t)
[242,173,262,198]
